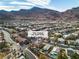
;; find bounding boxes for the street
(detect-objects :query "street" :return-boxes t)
[2,30,37,59]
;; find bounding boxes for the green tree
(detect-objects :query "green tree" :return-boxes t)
[71,53,79,59]
[65,34,77,41]
[0,42,10,51]
[65,34,77,46]
[39,53,48,59]
[57,49,68,59]
[54,33,62,45]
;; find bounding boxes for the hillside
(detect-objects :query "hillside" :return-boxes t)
[0,7,79,21]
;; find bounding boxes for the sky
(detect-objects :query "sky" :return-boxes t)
[0,0,79,11]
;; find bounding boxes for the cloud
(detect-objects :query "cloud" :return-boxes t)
[10,1,35,6]
[27,0,51,6]
[10,0,51,8]
[9,0,56,11]
[0,6,19,11]
[17,5,33,10]
[26,0,58,11]
[0,0,57,11]
[9,1,35,10]
[0,0,79,11]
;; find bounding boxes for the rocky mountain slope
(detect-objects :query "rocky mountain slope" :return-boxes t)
[0,7,79,21]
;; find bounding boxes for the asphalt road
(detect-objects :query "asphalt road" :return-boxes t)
[2,30,16,44]
[2,30,37,59]
[25,48,37,59]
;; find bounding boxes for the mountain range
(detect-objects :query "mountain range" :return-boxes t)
[0,7,79,21]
